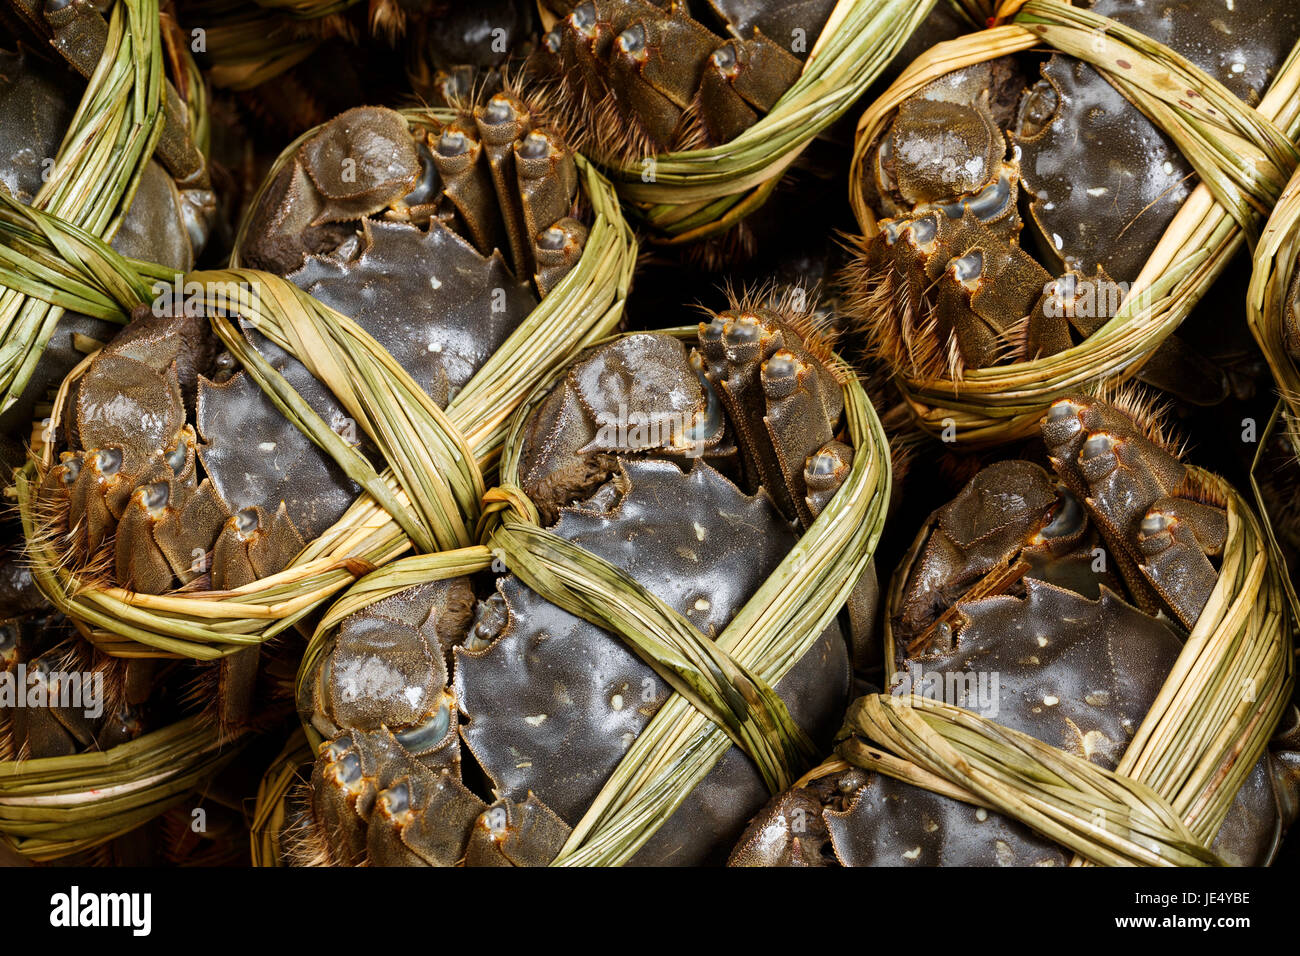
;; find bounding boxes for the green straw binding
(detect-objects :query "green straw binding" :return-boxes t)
[0,0,166,414]
[8,111,635,660]
[0,715,246,862]
[290,326,891,865]
[836,467,1294,866]
[599,0,946,241]
[850,1,1300,444]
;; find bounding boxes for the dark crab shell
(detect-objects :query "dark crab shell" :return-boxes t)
[730,396,1297,867]
[457,458,851,866]
[846,0,1300,381]
[290,303,876,866]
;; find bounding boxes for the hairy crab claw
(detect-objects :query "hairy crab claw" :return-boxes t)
[529,0,824,165]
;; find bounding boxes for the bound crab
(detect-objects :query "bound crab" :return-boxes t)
[28,96,585,727]
[287,292,879,865]
[0,20,216,462]
[35,94,586,594]
[843,0,1300,384]
[0,538,191,763]
[527,0,835,166]
[729,393,1300,866]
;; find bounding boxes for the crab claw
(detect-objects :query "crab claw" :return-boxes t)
[696,37,801,146]
[366,769,487,867]
[431,121,503,257]
[474,91,534,275]
[308,731,390,866]
[1041,395,1226,630]
[1136,499,1228,630]
[533,217,588,295]
[515,130,578,277]
[804,441,854,519]
[462,793,571,867]
[701,308,845,527]
[114,481,177,594]
[211,504,304,590]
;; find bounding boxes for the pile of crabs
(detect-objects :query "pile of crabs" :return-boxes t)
[1,0,1300,868]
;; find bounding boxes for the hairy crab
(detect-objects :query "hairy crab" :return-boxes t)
[0,540,199,763]
[844,0,1300,384]
[34,96,586,598]
[729,394,1300,866]
[0,34,216,464]
[288,295,878,865]
[27,98,585,732]
[528,0,835,165]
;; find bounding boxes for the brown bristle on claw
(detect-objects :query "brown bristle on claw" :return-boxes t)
[706,281,847,384]
[1091,381,1186,460]
[282,782,336,868]
[838,235,952,386]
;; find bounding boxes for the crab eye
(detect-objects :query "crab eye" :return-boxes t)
[545,29,561,53]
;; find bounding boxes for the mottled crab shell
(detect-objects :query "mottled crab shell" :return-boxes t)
[33,311,360,596]
[237,102,585,301]
[458,458,851,866]
[1015,0,1300,284]
[292,304,867,865]
[33,97,587,599]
